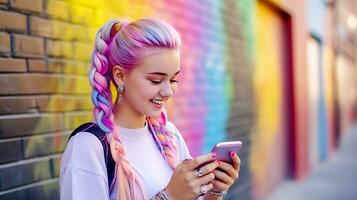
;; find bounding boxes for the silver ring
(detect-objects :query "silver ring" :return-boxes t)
[209,190,228,197]
[195,168,204,177]
[200,184,208,194]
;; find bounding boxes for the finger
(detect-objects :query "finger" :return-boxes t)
[192,160,219,179]
[211,179,229,192]
[230,152,241,170]
[193,172,215,186]
[187,153,216,170]
[217,161,239,180]
[214,169,234,186]
[195,183,213,196]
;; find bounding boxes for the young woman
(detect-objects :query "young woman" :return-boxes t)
[60,18,241,200]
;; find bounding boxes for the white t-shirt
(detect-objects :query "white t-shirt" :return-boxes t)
[60,121,191,200]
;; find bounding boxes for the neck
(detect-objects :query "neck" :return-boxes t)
[114,101,146,129]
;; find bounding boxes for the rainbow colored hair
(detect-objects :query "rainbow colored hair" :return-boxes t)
[89,18,181,200]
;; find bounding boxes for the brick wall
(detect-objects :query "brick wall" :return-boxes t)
[0,1,256,200]
[0,0,92,199]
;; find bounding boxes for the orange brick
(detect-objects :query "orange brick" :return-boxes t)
[63,61,88,75]
[0,74,58,94]
[58,76,91,94]
[53,22,91,42]
[30,16,53,38]
[47,59,88,75]
[10,0,43,14]
[46,39,72,58]
[0,31,10,55]
[0,113,64,137]
[36,95,91,112]
[47,58,64,73]
[0,57,26,72]
[13,34,44,58]
[28,59,46,72]
[51,20,67,40]
[0,10,27,32]
[0,97,36,114]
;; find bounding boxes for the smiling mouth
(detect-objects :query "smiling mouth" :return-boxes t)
[150,99,165,106]
[150,99,166,109]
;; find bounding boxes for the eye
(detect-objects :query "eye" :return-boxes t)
[150,80,162,84]
[170,80,178,83]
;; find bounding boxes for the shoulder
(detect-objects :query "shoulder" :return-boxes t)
[60,132,110,199]
[60,131,107,177]
[164,120,192,160]
[165,120,181,139]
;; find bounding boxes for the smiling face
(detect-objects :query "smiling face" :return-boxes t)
[113,49,180,125]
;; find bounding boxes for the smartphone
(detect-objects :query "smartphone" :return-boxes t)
[211,141,242,163]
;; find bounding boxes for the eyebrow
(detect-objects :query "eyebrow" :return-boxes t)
[147,71,180,76]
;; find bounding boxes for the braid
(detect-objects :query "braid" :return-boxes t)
[109,127,146,200]
[147,112,178,168]
[90,19,146,200]
[89,19,118,132]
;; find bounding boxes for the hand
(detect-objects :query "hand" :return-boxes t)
[165,153,220,200]
[210,152,241,193]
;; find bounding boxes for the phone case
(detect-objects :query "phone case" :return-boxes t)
[211,141,242,163]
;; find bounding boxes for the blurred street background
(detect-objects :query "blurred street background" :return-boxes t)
[267,123,357,200]
[0,0,357,199]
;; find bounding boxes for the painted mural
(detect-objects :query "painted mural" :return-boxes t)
[46,0,255,199]
[3,0,352,199]
[47,0,257,157]
[250,2,288,199]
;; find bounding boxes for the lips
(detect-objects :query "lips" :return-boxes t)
[150,99,165,109]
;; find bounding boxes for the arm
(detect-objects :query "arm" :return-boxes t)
[60,166,109,200]
[60,132,110,200]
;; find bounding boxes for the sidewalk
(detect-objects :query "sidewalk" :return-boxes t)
[266,124,357,200]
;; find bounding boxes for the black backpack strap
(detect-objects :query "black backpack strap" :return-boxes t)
[69,122,116,192]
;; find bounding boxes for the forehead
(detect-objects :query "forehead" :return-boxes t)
[134,49,180,74]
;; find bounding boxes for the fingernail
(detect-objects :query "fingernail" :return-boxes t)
[212,153,216,158]
[230,152,235,157]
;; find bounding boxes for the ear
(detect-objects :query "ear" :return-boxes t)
[112,65,126,86]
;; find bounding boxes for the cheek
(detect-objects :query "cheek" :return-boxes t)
[141,82,159,97]
[127,80,157,101]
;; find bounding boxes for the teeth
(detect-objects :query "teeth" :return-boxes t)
[152,99,164,105]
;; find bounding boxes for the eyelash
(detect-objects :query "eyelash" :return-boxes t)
[150,80,178,84]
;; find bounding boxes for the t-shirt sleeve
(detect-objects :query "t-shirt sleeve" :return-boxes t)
[165,121,192,161]
[60,132,109,200]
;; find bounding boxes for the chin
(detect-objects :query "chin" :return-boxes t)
[146,109,162,119]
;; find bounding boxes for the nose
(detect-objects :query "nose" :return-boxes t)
[159,82,174,97]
